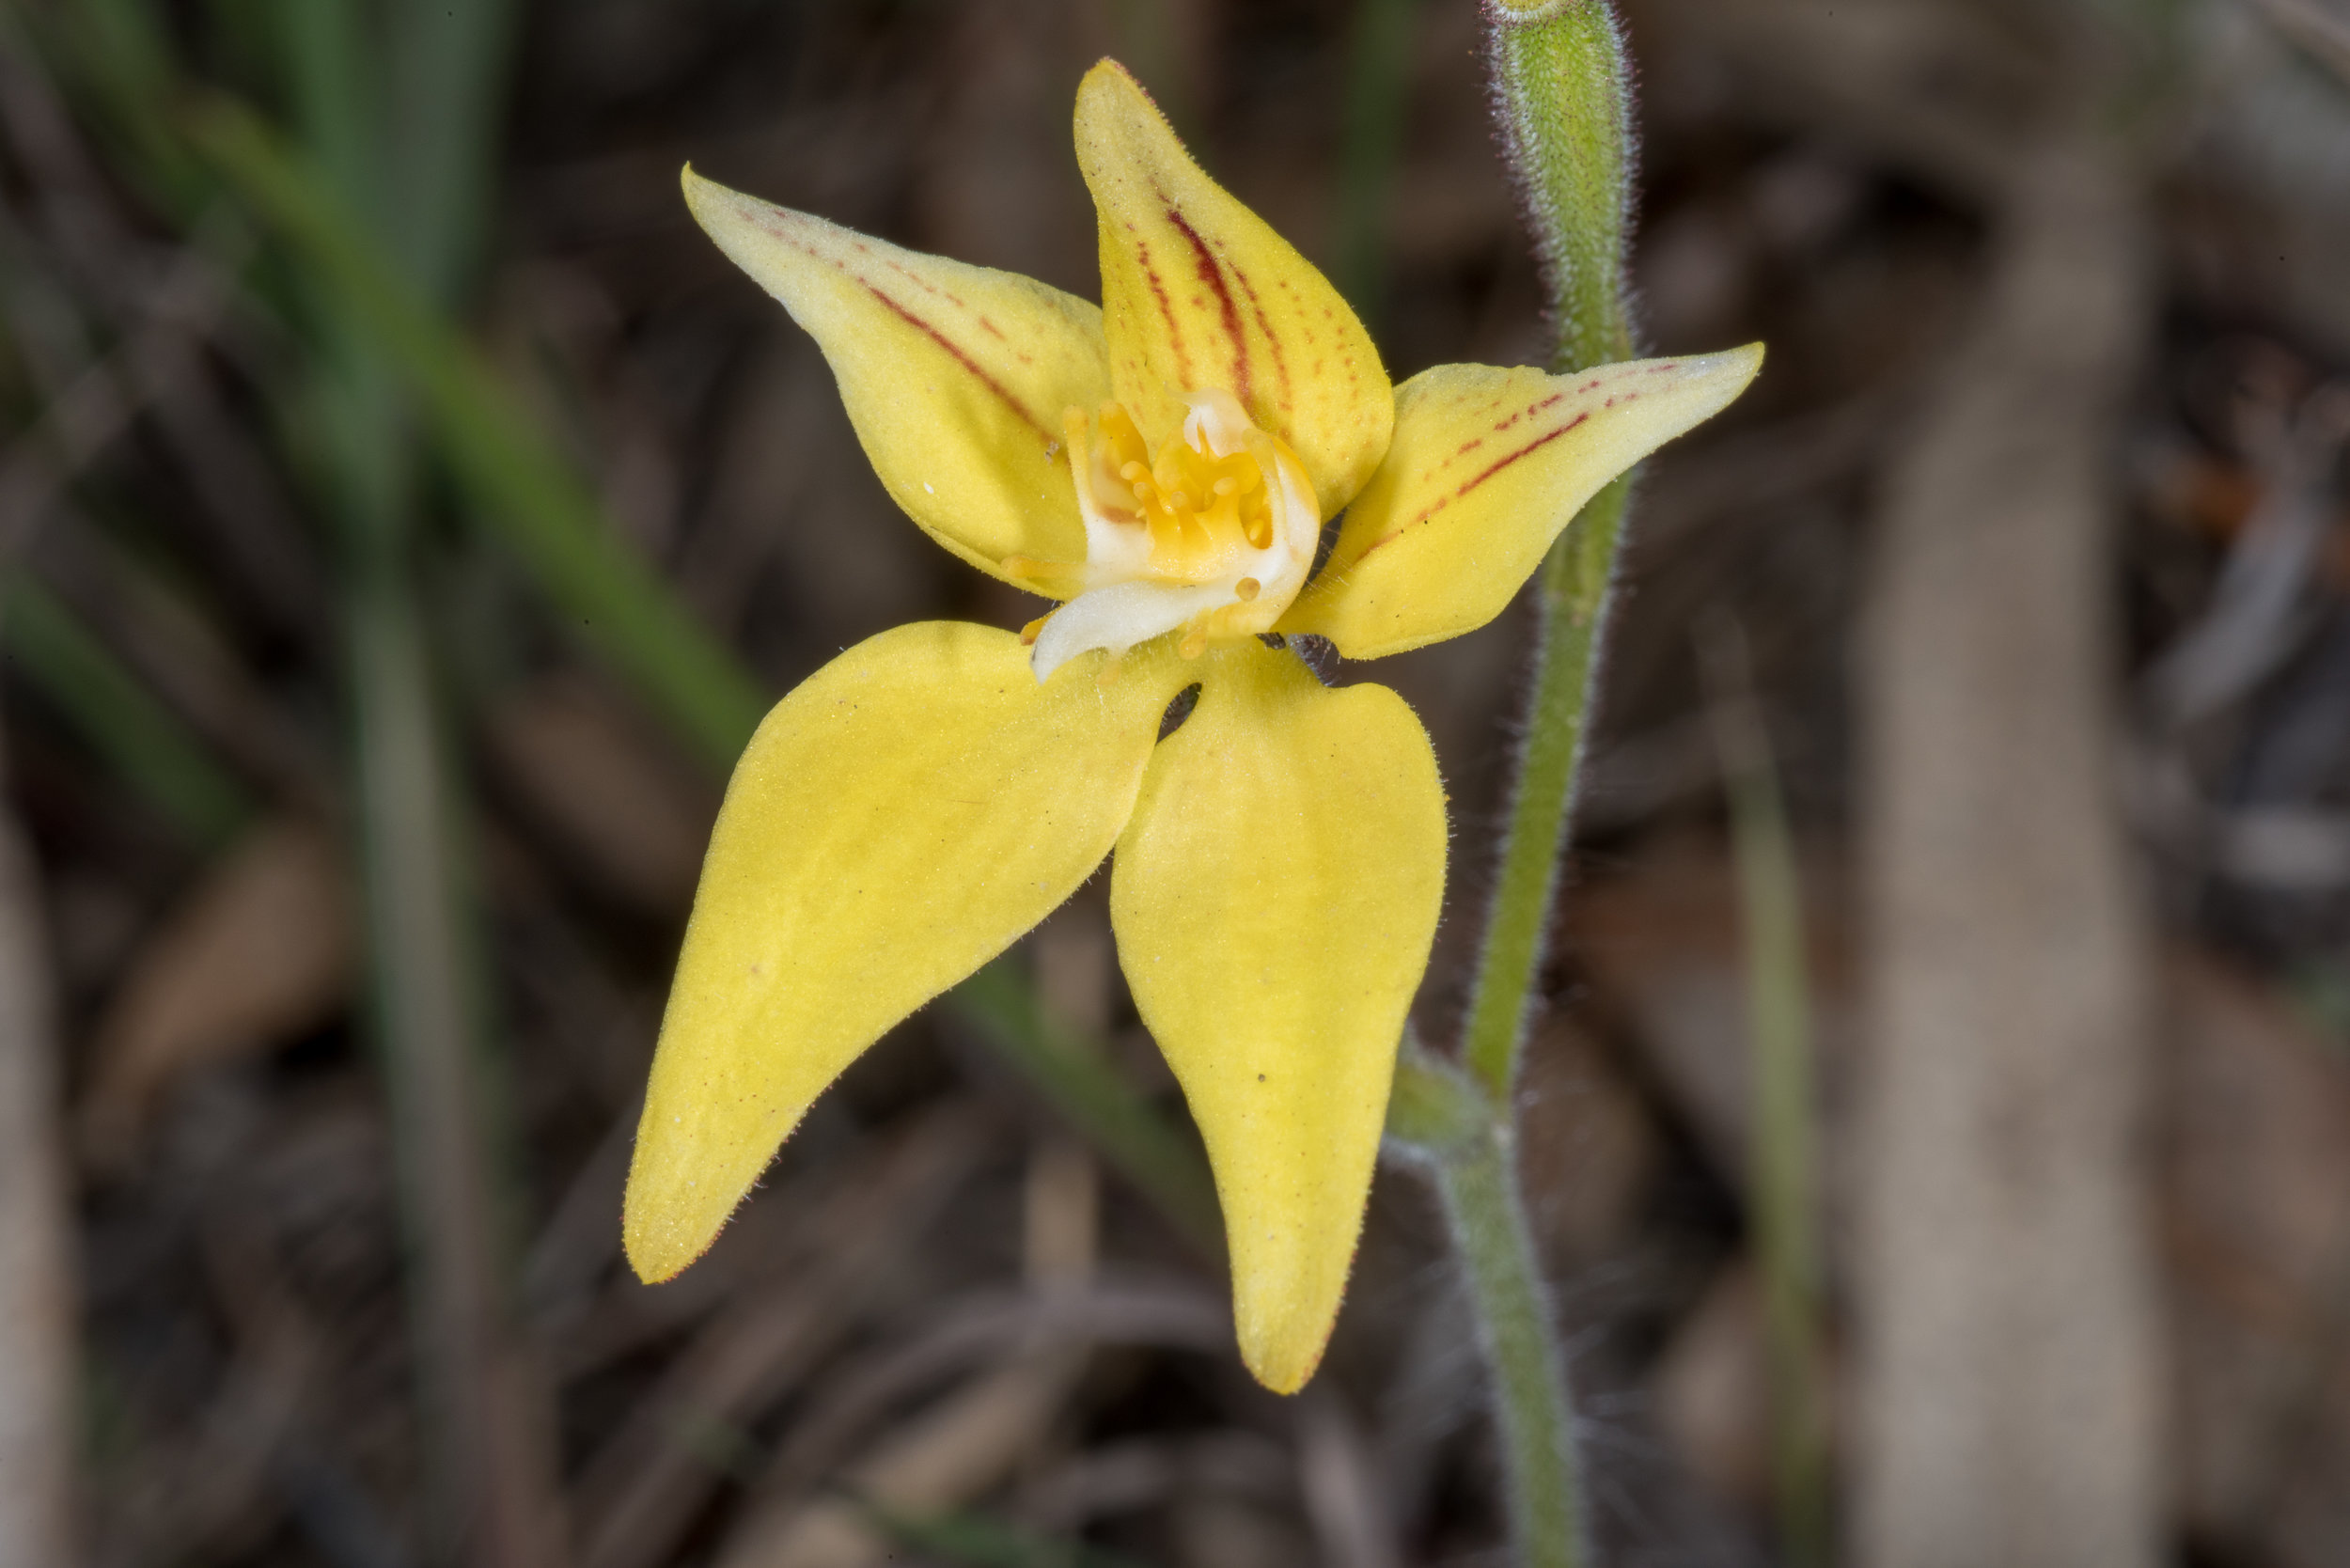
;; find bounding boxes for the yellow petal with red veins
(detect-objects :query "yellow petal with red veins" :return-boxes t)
[1074,60,1391,519]
[1110,639,1447,1392]
[1283,346,1764,659]
[625,623,1190,1283]
[683,168,1107,590]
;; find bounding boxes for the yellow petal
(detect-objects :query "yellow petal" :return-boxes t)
[1284,346,1764,658]
[1109,639,1446,1391]
[1074,61,1392,517]
[683,168,1107,589]
[625,622,1189,1282]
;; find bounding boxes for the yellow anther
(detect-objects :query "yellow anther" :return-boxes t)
[1019,614,1051,647]
[1179,624,1209,659]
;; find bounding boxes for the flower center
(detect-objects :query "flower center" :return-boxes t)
[1009,388,1321,681]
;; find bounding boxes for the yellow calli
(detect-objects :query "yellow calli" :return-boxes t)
[628,57,1761,1394]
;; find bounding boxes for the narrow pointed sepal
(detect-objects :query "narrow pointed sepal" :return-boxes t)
[1109,640,1447,1391]
[682,168,1109,588]
[1074,61,1392,517]
[625,623,1189,1282]
[1283,346,1764,658]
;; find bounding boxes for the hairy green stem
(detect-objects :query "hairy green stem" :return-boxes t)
[1461,0,1637,1103]
[1458,470,1628,1100]
[1399,7,1640,1565]
[1488,0,1636,379]
[1436,1120,1588,1566]
[1393,1045,1586,1561]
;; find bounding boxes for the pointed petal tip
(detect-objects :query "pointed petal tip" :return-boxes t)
[1660,341,1766,432]
[1074,57,1178,164]
[1240,1321,1328,1396]
[679,165,760,248]
[681,165,764,223]
[1675,340,1767,410]
[619,1200,710,1287]
[1078,56,1151,107]
[1700,338,1767,384]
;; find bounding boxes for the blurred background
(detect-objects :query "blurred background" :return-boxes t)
[4,1,2350,1564]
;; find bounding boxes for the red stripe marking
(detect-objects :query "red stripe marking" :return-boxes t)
[1434,433,1484,478]
[1223,252,1291,414]
[1357,494,1449,557]
[1495,391,1564,432]
[1357,411,1591,559]
[750,209,1047,439]
[861,282,1051,440]
[1165,204,1251,409]
[881,254,966,310]
[1133,238,1193,385]
[873,256,1026,357]
[1453,412,1589,498]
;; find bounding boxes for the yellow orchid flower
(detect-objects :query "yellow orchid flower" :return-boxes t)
[624,58,1760,1393]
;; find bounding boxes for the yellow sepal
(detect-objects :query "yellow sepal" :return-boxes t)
[683,168,1108,590]
[1283,346,1764,658]
[1109,639,1447,1392]
[1074,61,1392,519]
[625,623,1189,1282]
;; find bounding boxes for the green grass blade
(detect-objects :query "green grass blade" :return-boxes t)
[1335,0,1414,334]
[384,0,522,304]
[5,0,208,214]
[274,0,381,220]
[1703,619,1829,1568]
[863,1499,1157,1568]
[188,96,770,773]
[952,959,1224,1262]
[1,571,251,847]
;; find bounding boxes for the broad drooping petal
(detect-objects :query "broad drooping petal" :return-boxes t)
[683,169,1109,588]
[1283,347,1764,659]
[1109,639,1446,1391]
[1074,61,1391,518]
[626,623,1190,1282]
